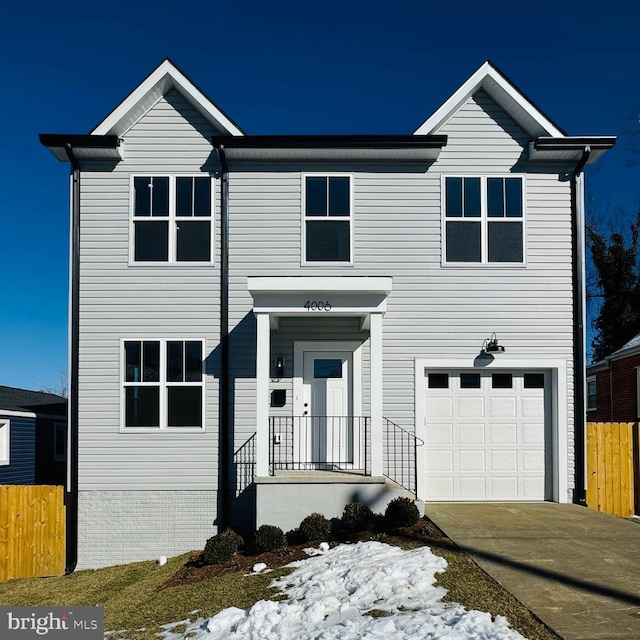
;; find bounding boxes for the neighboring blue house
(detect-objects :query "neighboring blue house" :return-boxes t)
[0,386,67,486]
[40,59,615,570]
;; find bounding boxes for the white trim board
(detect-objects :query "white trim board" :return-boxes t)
[92,59,243,138]
[414,61,564,139]
[414,356,569,504]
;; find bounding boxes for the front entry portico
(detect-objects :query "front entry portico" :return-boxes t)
[248,277,392,479]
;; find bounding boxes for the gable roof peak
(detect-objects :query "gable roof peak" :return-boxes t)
[414,60,566,139]
[91,58,244,138]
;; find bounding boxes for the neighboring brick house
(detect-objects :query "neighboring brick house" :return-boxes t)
[586,333,640,422]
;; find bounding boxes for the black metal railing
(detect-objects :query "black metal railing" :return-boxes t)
[269,416,370,474]
[383,417,424,493]
[234,434,256,495]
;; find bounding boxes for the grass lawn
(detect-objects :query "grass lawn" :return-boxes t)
[0,519,560,640]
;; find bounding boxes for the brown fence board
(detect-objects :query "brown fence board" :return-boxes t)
[587,422,636,518]
[0,485,65,581]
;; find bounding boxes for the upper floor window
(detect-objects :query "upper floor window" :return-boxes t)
[587,378,597,411]
[443,176,524,265]
[122,339,204,430]
[303,175,352,264]
[131,176,213,264]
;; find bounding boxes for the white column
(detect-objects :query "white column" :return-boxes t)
[255,312,271,477]
[369,312,383,476]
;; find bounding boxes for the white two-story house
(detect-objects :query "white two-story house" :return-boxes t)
[41,59,614,570]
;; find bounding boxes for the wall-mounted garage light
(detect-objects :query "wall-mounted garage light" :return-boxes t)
[274,356,285,377]
[482,333,505,354]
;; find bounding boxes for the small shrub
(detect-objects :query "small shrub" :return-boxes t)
[254,524,287,553]
[299,512,331,541]
[202,528,242,565]
[342,502,374,531]
[384,497,420,528]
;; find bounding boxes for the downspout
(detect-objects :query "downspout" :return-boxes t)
[63,143,80,573]
[217,145,230,530]
[571,145,591,505]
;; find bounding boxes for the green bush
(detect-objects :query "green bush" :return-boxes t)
[202,528,242,565]
[254,524,287,553]
[299,512,331,541]
[384,497,420,528]
[342,502,374,531]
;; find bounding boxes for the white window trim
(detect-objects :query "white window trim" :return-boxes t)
[301,173,354,267]
[0,419,9,466]
[128,174,215,266]
[587,376,597,412]
[54,422,66,462]
[441,174,527,267]
[120,338,206,433]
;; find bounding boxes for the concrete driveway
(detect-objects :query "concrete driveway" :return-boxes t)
[425,503,640,640]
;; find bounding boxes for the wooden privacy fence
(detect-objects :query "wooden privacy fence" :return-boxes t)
[586,422,637,517]
[0,485,65,581]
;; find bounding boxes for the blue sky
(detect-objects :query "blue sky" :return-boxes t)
[1,0,639,390]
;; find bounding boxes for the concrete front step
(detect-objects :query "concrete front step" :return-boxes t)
[255,473,424,531]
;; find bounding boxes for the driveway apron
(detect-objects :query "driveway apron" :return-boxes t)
[424,503,640,640]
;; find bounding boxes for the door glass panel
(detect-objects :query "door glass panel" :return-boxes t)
[314,359,342,379]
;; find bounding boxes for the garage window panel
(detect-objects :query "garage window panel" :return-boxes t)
[492,373,513,389]
[428,373,449,389]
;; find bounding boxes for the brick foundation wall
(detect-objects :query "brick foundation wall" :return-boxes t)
[77,490,217,569]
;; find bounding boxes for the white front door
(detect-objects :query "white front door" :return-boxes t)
[299,351,352,468]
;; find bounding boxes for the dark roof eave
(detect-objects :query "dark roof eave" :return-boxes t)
[39,133,121,149]
[533,136,617,151]
[211,134,448,150]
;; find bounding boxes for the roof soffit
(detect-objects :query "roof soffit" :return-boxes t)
[91,59,244,137]
[414,61,565,139]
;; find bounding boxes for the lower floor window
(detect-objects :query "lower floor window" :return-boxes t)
[122,339,204,429]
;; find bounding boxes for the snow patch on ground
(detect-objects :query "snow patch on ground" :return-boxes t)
[158,541,528,640]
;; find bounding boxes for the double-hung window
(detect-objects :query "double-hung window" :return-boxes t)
[303,175,352,264]
[444,176,524,265]
[132,176,213,263]
[122,339,204,430]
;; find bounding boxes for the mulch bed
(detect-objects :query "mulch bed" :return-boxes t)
[161,518,449,590]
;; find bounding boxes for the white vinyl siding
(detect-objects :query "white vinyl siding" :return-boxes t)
[76,86,577,504]
[224,90,576,499]
[77,90,220,491]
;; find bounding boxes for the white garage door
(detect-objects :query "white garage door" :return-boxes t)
[424,370,549,501]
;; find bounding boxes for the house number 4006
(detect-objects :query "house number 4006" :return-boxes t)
[304,300,332,311]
